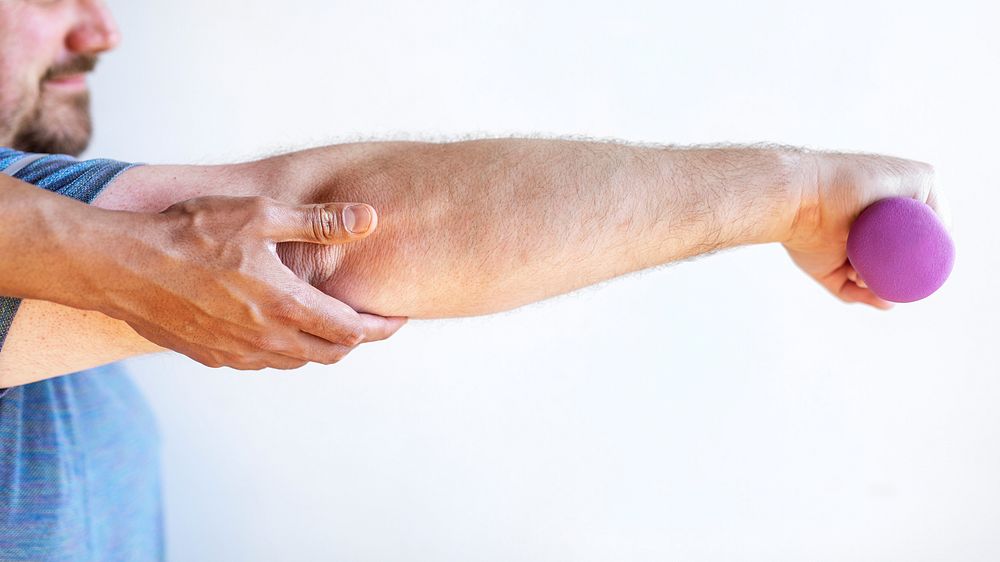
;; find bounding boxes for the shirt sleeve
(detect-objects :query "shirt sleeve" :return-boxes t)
[0,147,142,395]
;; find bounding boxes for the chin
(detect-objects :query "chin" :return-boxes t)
[10,91,92,156]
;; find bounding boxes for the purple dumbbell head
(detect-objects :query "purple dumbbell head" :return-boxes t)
[846,197,954,303]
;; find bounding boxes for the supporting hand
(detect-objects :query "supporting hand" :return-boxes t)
[78,195,406,369]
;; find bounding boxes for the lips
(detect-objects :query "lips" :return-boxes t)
[43,73,88,90]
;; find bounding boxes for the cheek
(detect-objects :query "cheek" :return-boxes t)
[0,54,30,127]
[0,7,67,86]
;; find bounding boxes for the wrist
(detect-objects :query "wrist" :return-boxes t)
[58,207,169,316]
[680,146,813,247]
[772,147,821,245]
[780,149,826,247]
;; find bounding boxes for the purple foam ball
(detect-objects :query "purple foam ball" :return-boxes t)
[847,197,954,303]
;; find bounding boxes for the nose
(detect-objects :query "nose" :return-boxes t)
[66,0,122,55]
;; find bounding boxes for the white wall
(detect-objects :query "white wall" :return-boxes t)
[92,0,999,560]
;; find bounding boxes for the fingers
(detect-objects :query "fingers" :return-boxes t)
[241,257,406,366]
[287,283,405,341]
[845,266,867,289]
[263,312,405,366]
[291,285,370,344]
[925,186,953,233]
[824,261,893,310]
[284,316,406,365]
[188,348,308,371]
[256,316,405,367]
[262,318,406,367]
[358,314,408,343]
[839,279,894,310]
[903,160,951,232]
[266,201,378,244]
[285,332,355,366]
[251,354,310,371]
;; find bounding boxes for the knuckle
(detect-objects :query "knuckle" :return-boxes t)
[343,327,365,347]
[310,206,339,242]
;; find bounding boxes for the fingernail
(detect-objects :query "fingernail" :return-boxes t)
[343,205,372,234]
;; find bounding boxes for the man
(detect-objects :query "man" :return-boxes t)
[0,2,403,560]
[0,0,949,560]
[0,0,407,373]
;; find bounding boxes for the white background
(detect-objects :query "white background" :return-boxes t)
[91,0,998,560]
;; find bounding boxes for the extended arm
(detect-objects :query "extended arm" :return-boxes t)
[258,140,943,316]
[0,139,946,385]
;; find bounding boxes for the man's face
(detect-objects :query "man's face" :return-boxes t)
[0,0,120,156]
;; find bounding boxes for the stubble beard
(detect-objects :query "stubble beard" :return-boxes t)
[7,87,93,156]
[1,54,98,156]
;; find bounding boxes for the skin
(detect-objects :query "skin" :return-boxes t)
[0,173,402,374]
[0,0,117,154]
[0,139,950,387]
[0,0,405,374]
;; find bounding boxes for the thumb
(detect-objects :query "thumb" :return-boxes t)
[267,202,378,244]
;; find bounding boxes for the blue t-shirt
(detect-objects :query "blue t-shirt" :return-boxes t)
[0,148,164,561]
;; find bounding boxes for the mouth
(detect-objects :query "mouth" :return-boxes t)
[43,73,88,91]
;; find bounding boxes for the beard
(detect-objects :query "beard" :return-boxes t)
[2,55,97,157]
[9,88,93,156]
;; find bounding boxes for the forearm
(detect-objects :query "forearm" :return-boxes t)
[265,139,807,317]
[0,174,162,387]
[1,299,161,387]
[0,175,94,302]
